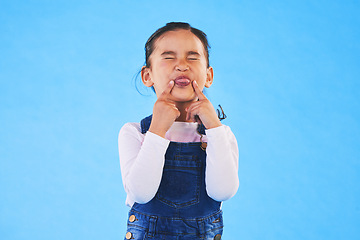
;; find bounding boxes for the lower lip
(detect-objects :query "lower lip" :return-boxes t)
[174,79,191,87]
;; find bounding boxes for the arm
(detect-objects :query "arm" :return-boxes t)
[118,123,170,204]
[205,125,239,201]
[185,80,239,200]
[119,81,180,204]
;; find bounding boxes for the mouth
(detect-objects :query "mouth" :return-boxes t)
[174,76,191,87]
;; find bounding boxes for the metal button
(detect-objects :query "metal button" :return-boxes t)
[212,217,221,223]
[129,214,136,222]
[125,231,132,239]
[201,142,207,150]
[214,234,222,240]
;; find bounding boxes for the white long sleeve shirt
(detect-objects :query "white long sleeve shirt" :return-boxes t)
[118,121,239,207]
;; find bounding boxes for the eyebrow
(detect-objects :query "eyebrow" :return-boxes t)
[160,51,201,56]
[187,51,201,56]
[161,51,176,56]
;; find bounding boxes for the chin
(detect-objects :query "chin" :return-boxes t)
[171,94,197,103]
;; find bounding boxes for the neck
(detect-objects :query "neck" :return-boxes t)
[174,100,197,122]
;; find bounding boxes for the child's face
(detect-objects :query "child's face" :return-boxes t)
[142,29,213,102]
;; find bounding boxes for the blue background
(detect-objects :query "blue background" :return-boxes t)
[1,0,359,239]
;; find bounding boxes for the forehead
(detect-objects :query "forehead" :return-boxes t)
[153,29,206,55]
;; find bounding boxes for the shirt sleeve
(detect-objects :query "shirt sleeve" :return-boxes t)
[118,123,170,204]
[205,125,239,201]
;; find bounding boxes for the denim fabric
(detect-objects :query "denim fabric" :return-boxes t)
[125,209,223,240]
[124,115,223,239]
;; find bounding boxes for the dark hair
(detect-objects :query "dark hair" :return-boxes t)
[144,22,211,68]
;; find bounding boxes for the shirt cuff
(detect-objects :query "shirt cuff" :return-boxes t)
[205,125,227,139]
[145,131,170,147]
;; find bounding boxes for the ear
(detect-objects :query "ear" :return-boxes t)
[204,66,214,88]
[141,66,154,87]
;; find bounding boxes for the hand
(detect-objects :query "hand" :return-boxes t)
[185,80,222,129]
[149,81,180,138]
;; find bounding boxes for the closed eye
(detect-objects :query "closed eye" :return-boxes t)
[161,51,176,60]
[187,51,201,60]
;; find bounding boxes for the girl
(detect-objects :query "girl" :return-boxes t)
[118,22,239,240]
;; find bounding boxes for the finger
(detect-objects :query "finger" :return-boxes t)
[192,80,207,100]
[159,81,175,99]
[187,104,201,122]
[186,102,201,121]
[166,102,180,116]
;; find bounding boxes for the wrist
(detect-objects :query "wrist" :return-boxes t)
[205,120,222,129]
[148,126,167,138]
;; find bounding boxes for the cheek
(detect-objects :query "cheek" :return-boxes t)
[159,62,172,73]
[152,62,171,78]
[196,68,208,81]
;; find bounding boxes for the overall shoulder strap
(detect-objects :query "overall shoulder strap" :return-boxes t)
[197,123,206,135]
[140,115,152,134]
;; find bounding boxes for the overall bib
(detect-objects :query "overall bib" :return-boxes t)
[124,115,223,240]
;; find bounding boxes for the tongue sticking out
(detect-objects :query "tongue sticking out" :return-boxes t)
[174,78,191,87]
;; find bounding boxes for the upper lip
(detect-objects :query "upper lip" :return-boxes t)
[174,75,191,81]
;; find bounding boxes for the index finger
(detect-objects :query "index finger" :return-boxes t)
[159,80,175,99]
[192,80,207,100]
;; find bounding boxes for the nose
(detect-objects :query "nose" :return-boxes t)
[175,59,189,72]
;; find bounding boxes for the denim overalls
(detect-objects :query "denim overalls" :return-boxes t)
[124,115,223,240]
